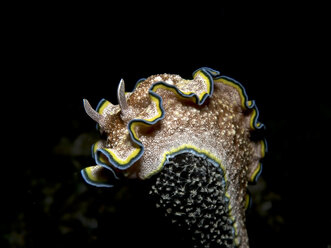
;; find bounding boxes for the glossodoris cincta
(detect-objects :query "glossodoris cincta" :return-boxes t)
[81,67,267,248]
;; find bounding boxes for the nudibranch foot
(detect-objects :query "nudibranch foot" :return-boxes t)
[150,152,238,248]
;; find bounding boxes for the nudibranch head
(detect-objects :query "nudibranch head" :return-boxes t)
[81,67,266,247]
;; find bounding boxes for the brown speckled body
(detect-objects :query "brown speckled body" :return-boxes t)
[126,74,259,246]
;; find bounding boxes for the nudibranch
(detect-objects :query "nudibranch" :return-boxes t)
[81,67,267,248]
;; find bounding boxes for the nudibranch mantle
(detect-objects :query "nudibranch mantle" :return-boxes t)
[81,67,266,247]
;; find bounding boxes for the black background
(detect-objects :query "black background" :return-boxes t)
[3,6,330,248]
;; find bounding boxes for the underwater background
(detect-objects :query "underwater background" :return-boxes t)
[3,6,330,248]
